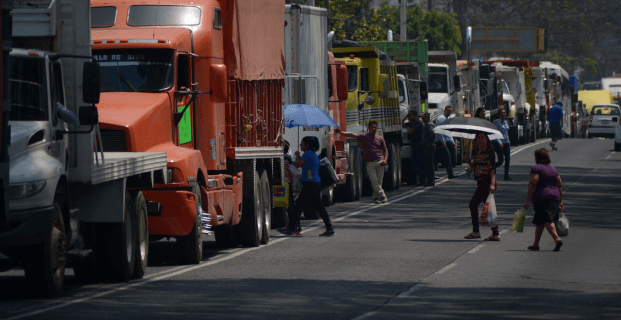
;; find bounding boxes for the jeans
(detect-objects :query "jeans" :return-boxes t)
[366,160,387,200]
[423,145,436,185]
[434,141,454,177]
[494,141,511,178]
[288,182,332,231]
[409,144,425,183]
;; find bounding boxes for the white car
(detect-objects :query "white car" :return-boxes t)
[615,116,621,151]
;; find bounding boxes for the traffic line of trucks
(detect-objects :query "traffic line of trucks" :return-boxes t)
[0,0,583,298]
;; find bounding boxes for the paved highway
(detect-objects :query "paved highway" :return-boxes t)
[1,138,620,320]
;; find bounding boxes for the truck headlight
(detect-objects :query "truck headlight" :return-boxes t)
[9,180,46,199]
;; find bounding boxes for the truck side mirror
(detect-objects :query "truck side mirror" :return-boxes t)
[79,105,99,126]
[83,61,101,104]
[378,74,389,98]
[364,95,375,106]
[337,64,348,100]
[420,82,428,101]
[454,75,461,92]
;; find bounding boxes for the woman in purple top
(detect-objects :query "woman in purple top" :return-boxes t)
[523,148,564,251]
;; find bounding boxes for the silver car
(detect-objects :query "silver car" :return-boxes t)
[587,104,620,138]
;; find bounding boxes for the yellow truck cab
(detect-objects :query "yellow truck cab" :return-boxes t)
[333,46,403,192]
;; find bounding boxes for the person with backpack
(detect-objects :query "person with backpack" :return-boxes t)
[281,136,335,237]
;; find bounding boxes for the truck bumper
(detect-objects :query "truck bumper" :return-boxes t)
[0,206,54,248]
[144,189,197,237]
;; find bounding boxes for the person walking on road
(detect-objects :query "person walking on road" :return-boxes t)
[435,106,456,179]
[523,148,564,251]
[549,100,564,151]
[464,132,500,241]
[493,109,512,181]
[282,136,335,237]
[421,113,436,186]
[404,111,425,184]
[337,121,389,204]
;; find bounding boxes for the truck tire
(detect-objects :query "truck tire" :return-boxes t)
[383,143,397,192]
[24,199,67,298]
[259,170,271,245]
[271,207,288,229]
[353,147,363,201]
[395,145,402,190]
[509,126,519,146]
[178,185,203,264]
[241,171,263,247]
[132,191,148,279]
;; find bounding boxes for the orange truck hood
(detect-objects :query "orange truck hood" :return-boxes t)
[98,92,173,151]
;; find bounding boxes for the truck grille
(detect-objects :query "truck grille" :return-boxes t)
[100,129,128,152]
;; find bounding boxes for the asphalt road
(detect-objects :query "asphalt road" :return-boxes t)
[1,138,620,320]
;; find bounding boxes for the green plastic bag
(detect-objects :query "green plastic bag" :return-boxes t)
[512,208,527,232]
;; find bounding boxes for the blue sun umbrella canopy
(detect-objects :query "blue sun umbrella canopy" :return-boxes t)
[284,104,339,129]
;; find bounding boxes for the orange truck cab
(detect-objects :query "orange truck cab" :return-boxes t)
[90,0,286,261]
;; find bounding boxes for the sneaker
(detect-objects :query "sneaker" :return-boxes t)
[277,228,303,236]
[374,199,381,204]
[381,197,387,204]
[319,229,335,237]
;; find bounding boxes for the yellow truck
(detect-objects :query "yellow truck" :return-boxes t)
[332,46,402,192]
[578,90,613,114]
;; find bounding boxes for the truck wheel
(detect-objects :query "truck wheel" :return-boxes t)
[113,191,137,280]
[259,170,271,245]
[383,143,397,192]
[353,147,363,201]
[178,185,203,264]
[509,126,519,146]
[241,171,263,247]
[322,185,334,207]
[24,201,67,297]
[395,145,402,190]
[132,191,148,279]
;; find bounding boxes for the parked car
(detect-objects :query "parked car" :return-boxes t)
[587,104,620,138]
[615,116,621,151]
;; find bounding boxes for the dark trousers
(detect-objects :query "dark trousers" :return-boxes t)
[409,144,425,183]
[287,192,301,232]
[288,182,333,231]
[494,142,511,178]
[469,176,499,235]
[423,145,436,185]
[435,141,454,176]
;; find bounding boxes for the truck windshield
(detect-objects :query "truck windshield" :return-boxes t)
[94,49,174,92]
[347,66,357,92]
[8,57,48,121]
[428,67,448,93]
[502,81,511,95]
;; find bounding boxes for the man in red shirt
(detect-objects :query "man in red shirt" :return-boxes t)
[337,121,389,204]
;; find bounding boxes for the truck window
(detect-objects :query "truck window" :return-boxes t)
[398,78,406,103]
[502,81,511,95]
[428,66,448,93]
[49,61,65,126]
[94,49,175,92]
[177,55,190,90]
[360,68,369,92]
[91,6,117,28]
[127,6,201,26]
[327,65,333,98]
[8,57,49,121]
[347,66,357,92]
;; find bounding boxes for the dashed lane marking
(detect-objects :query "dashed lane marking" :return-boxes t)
[468,244,485,253]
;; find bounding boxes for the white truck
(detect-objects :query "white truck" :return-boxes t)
[0,0,167,297]
[493,63,529,145]
[427,51,460,120]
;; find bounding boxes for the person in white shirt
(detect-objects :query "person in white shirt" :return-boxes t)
[435,106,456,179]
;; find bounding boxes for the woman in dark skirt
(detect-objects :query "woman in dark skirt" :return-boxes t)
[523,148,564,251]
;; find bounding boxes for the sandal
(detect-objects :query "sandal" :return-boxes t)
[527,246,540,251]
[484,235,501,241]
[464,232,481,239]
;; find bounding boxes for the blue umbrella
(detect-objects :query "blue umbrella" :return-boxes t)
[284,104,339,129]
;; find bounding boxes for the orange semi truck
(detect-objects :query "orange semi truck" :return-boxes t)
[90,0,286,261]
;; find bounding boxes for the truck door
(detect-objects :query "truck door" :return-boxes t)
[175,54,193,148]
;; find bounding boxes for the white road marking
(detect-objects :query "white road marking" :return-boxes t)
[510,140,549,156]
[435,263,458,274]
[605,154,612,160]
[500,229,509,235]
[351,311,379,320]
[468,244,485,253]
[396,283,424,298]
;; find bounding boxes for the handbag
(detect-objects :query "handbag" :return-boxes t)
[479,193,498,228]
[319,157,339,190]
[555,213,569,237]
[511,207,527,233]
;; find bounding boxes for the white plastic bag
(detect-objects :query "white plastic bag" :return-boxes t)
[479,193,498,228]
[555,213,569,237]
[288,164,302,195]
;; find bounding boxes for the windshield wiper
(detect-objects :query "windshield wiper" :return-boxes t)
[118,73,138,92]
